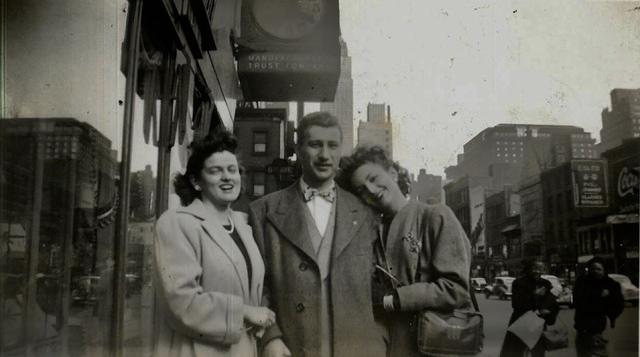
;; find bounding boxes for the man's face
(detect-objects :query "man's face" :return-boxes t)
[297,125,342,187]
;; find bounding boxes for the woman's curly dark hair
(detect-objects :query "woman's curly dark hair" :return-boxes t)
[173,130,240,206]
[337,145,411,197]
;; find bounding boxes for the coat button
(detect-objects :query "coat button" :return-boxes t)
[296,303,305,313]
[299,262,308,271]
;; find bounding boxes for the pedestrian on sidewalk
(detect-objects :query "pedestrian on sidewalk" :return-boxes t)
[499,259,558,357]
[573,256,624,357]
[153,131,275,357]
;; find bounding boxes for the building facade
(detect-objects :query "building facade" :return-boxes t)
[319,38,354,155]
[357,103,393,158]
[597,88,640,154]
[444,176,494,276]
[233,107,295,212]
[540,160,609,280]
[484,187,520,278]
[410,169,442,204]
[447,124,597,190]
[0,0,271,355]
[580,138,640,283]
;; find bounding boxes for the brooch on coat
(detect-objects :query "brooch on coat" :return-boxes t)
[402,232,421,253]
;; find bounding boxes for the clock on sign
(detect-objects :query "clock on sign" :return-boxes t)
[252,0,325,40]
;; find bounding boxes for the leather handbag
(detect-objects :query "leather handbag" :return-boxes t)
[542,323,569,351]
[417,309,484,356]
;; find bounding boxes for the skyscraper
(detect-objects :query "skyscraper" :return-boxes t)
[597,88,640,154]
[320,38,354,155]
[445,123,597,189]
[357,103,393,158]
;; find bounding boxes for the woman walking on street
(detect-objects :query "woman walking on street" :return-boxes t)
[338,145,472,357]
[153,131,275,357]
[499,260,559,357]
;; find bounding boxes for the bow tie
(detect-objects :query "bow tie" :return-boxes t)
[303,187,336,203]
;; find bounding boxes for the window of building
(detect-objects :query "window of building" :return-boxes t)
[253,172,266,196]
[253,131,267,154]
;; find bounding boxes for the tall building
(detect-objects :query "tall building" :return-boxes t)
[597,88,640,154]
[446,124,597,190]
[357,103,393,158]
[319,38,354,155]
[410,169,442,204]
[367,103,386,123]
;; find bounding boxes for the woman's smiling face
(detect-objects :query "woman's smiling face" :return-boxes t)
[350,162,403,212]
[195,150,241,207]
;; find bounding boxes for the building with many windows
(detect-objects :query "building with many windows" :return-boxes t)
[597,88,640,154]
[357,103,393,158]
[445,124,597,190]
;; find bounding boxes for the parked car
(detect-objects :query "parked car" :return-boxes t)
[471,277,488,292]
[484,276,515,300]
[609,274,639,306]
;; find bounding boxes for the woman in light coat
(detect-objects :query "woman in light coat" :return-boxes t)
[153,131,275,357]
[338,146,472,357]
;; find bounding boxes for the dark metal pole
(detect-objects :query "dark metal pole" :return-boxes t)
[112,0,143,356]
[155,49,177,217]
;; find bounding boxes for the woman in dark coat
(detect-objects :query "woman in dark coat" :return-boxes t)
[499,260,559,357]
[338,146,472,357]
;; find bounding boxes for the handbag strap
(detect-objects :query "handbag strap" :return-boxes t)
[470,287,480,312]
[375,220,399,290]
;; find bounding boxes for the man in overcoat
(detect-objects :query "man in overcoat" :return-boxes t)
[248,112,387,357]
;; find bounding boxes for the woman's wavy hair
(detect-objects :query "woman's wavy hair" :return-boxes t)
[173,130,241,206]
[337,145,411,197]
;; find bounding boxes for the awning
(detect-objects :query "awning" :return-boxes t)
[606,214,639,224]
[501,224,521,234]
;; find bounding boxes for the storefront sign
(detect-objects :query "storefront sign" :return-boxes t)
[238,53,336,73]
[614,164,639,213]
[237,51,340,101]
[571,160,609,207]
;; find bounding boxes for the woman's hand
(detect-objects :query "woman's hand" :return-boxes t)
[534,286,546,296]
[243,305,276,328]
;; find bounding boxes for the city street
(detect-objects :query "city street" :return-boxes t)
[476,295,639,357]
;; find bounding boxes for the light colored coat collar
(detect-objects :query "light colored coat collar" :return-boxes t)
[266,181,368,266]
[177,199,264,304]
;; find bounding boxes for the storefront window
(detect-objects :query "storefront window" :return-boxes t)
[1,119,119,357]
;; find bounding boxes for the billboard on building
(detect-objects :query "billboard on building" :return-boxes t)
[571,160,609,207]
[609,154,639,214]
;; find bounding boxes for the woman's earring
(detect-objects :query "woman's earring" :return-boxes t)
[194,185,202,191]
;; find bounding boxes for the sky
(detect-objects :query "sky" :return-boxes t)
[334,0,640,176]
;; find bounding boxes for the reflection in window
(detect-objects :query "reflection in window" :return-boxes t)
[1,119,117,356]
